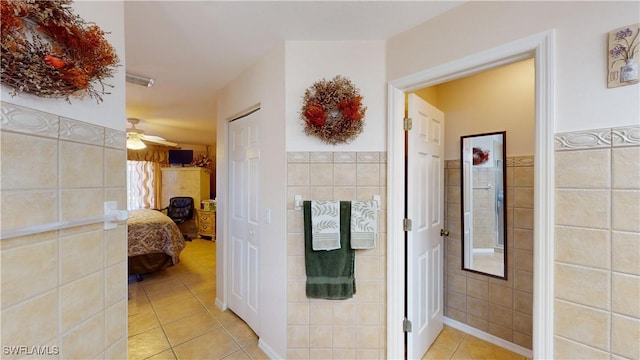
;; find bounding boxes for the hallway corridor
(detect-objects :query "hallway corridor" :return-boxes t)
[127,238,267,359]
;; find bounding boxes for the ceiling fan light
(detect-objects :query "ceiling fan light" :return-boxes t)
[126,73,155,87]
[127,136,147,150]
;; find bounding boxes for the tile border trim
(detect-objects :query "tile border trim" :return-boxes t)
[445,156,533,169]
[1,101,126,148]
[611,125,640,147]
[555,125,640,151]
[287,151,386,164]
[1,102,59,138]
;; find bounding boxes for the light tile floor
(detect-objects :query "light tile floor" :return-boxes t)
[128,238,268,360]
[128,239,526,360]
[422,325,528,360]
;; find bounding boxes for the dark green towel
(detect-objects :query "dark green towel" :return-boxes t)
[304,200,356,299]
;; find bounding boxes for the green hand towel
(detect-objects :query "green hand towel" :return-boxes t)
[304,200,356,300]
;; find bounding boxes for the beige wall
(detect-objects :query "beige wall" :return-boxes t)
[216,43,288,356]
[387,2,639,133]
[413,58,535,160]
[554,126,640,359]
[0,102,128,358]
[285,41,386,152]
[286,151,387,359]
[444,156,534,350]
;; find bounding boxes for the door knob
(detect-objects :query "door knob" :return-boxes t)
[440,229,449,237]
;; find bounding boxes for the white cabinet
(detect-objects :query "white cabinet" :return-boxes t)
[161,167,210,208]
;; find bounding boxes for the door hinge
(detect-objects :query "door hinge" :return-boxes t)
[404,117,412,131]
[403,218,412,232]
[440,229,450,237]
[403,318,412,333]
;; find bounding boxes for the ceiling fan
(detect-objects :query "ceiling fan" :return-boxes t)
[126,118,177,150]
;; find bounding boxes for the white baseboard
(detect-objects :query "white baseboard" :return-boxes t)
[215,297,227,311]
[444,317,533,359]
[258,338,281,360]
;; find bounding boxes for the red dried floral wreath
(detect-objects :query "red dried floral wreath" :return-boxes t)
[300,75,367,145]
[0,0,119,102]
[473,147,490,165]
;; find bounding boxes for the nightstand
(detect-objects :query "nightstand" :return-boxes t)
[196,209,216,240]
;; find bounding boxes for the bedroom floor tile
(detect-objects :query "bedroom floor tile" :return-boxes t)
[128,238,267,360]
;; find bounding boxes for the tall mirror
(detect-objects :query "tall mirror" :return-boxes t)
[460,131,507,279]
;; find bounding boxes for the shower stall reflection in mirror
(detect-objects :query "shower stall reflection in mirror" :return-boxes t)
[461,131,507,279]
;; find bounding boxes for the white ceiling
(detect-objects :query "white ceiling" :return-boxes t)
[124,1,464,146]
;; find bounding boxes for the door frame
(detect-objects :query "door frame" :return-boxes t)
[386,30,556,359]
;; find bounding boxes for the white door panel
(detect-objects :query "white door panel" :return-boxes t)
[407,94,444,359]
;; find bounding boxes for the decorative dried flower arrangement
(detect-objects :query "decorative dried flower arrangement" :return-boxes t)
[1,0,119,102]
[191,154,213,173]
[300,75,367,145]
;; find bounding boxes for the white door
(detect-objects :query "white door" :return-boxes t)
[228,112,261,333]
[406,94,444,359]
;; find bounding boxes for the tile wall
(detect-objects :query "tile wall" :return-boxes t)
[0,102,128,359]
[443,156,534,350]
[286,151,387,359]
[554,125,639,359]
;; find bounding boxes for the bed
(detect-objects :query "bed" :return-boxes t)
[127,209,186,278]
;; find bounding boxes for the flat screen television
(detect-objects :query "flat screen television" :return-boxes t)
[168,149,193,165]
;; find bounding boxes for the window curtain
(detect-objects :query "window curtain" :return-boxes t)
[127,146,169,210]
[127,161,155,210]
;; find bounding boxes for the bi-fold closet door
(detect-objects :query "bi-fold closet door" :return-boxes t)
[228,111,261,334]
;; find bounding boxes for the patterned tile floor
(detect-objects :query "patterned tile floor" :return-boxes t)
[127,238,268,360]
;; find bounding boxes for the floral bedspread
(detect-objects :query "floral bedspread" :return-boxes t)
[127,209,185,264]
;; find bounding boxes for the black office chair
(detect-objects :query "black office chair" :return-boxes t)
[159,197,194,241]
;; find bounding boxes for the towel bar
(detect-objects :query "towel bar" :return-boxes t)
[0,202,128,240]
[473,184,493,190]
[294,195,381,210]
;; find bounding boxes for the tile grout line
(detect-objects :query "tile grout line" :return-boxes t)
[448,332,466,359]
[129,239,263,360]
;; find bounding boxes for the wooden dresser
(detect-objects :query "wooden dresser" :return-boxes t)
[196,209,216,240]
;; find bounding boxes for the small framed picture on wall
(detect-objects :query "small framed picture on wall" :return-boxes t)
[607,23,639,88]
